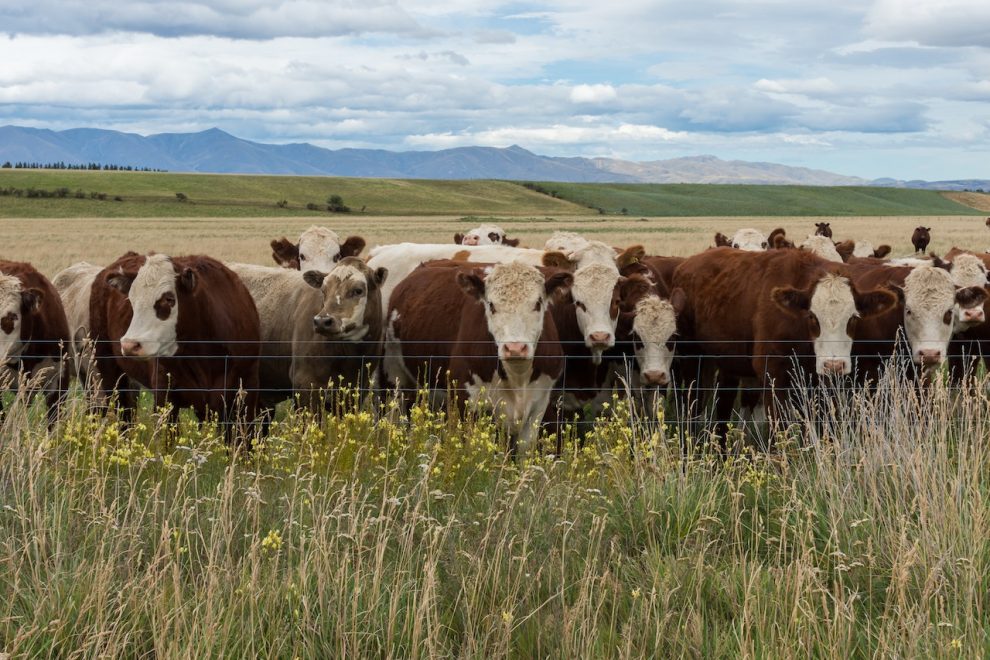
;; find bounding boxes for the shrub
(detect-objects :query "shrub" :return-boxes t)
[175,192,188,202]
[327,194,350,213]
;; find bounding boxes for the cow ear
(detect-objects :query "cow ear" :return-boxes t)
[20,287,43,313]
[303,270,327,289]
[927,227,932,232]
[488,232,500,243]
[669,287,687,315]
[834,240,855,262]
[544,272,574,303]
[956,286,988,308]
[616,245,645,269]
[372,267,388,287]
[454,233,465,244]
[930,253,951,271]
[457,270,486,300]
[178,267,197,292]
[771,286,811,315]
[339,236,366,258]
[106,272,133,295]
[714,232,731,247]
[888,284,906,304]
[271,238,300,268]
[542,251,575,271]
[873,245,891,258]
[854,288,897,318]
[503,237,520,247]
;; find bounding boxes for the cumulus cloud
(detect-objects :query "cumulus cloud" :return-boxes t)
[569,84,617,104]
[0,0,431,40]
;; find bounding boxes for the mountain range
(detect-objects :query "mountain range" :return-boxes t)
[0,125,985,190]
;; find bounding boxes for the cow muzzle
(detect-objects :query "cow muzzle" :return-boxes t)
[587,331,613,349]
[120,340,145,357]
[961,307,985,325]
[916,349,942,366]
[820,359,849,376]
[313,315,341,336]
[641,370,669,387]
[461,235,480,245]
[500,342,530,360]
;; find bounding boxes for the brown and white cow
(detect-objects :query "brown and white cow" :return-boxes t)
[89,253,261,438]
[843,261,986,377]
[942,248,990,380]
[911,226,932,253]
[671,248,896,444]
[52,261,103,385]
[713,228,768,251]
[385,261,572,454]
[455,224,520,247]
[0,260,71,420]
[270,226,366,271]
[228,258,387,409]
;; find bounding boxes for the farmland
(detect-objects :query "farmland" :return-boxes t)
[4,178,990,656]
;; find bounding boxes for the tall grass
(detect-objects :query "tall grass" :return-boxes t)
[2,374,989,657]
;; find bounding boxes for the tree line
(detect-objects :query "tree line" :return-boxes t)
[1,161,165,171]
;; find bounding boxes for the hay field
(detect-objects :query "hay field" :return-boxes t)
[5,213,990,276]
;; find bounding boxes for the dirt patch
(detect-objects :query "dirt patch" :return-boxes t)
[943,191,990,212]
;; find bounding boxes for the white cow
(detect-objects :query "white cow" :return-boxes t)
[455,224,519,246]
[800,235,843,262]
[52,261,102,383]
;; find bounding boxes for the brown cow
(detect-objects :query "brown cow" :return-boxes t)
[814,222,833,239]
[271,226,366,271]
[671,248,896,447]
[912,226,932,253]
[768,228,795,249]
[89,253,261,441]
[384,261,572,454]
[0,260,71,421]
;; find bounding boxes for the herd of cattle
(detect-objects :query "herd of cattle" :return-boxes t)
[3,220,990,452]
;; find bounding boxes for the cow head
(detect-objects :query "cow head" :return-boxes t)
[106,253,188,359]
[0,274,42,369]
[814,222,832,238]
[731,228,768,251]
[890,265,984,367]
[772,273,897,375]
[544,231,592,257]
[544,246,642,360]
[800,235,843,263]
[456,224,513,246]
[303,257,387,340]
[932,253,990,331]
[458,262,572,363]
[768,228,795,249]
[626,289,686,388]
[271,226,365,271]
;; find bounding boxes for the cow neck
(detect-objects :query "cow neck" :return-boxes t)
[497,358,534,389]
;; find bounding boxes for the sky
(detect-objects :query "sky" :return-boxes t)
[0,0,988,180]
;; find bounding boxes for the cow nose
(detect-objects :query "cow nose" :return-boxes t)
[642,370,669,387]
[120,340,143,357]
[588,331,612,347]
[313,315,338,334]
[822,359,847,375]
[964,308,985,323]
[462,236,479,245]
[501,342,530,359]
[918,349,942,366]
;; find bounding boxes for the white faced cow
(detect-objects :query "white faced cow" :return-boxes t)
[270,226,366,272]
[455,224,519,246]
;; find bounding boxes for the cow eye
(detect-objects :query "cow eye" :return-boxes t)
[575,300,587,312]
[905,308,912,316]
[488,302,496,313]
[333,254,341,262]
[533,300,542,312]
[300,254,307,261]
[352,287,365,297]
[944,309,953,325]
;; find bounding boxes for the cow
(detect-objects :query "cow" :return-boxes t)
[800,235,843,262]
[270,226,366,271]
[768,228,795,249]
[0,260,71,421]
[814,222,833,239]
[227,258,387,410]
[912,226,932,253]
[930,252,989,331]
[89,253,261,442]
[713,228,768,251]
[384,261,573,455]
[851,242,892,259]
[52,261,102,386]
[455,224,520,247]
[670,248,896,448]
[942,248,990,381]
[985,217,990,229]
[842,262,986,380]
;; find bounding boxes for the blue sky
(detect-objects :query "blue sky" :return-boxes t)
[0,0,988,180]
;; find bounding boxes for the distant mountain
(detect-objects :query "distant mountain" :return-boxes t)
[1,124,986,189]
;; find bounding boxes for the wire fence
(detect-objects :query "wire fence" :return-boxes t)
[3,338,988,444]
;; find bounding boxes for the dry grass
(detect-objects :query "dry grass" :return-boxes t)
[2,373,990,656]
[6,213,990,277]
[944,192,990,213]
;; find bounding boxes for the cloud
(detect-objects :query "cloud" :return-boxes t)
[0,0,432,40]
[473,30,516,44]
[569,84,617,104]
[865,0,990,48]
